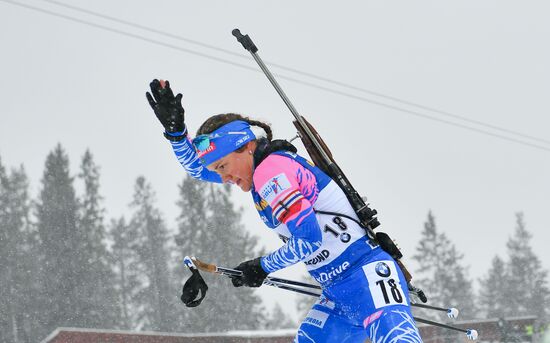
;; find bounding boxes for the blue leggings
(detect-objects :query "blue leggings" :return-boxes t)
[295,250,423,343]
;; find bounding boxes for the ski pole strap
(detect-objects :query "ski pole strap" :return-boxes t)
[191,257,223,273]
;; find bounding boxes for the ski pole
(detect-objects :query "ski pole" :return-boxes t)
[411,303,459,319]
[184,257,478,340]
[189,257,459,315]
[414,317,478,340]
[262,279,322,297]
[191,257,322,290]
[265,279,458,320]
[185,256,321,298]
[266,276,322,290]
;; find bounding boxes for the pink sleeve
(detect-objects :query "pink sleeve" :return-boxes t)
[255,154,323,273]
[253,154,318,223]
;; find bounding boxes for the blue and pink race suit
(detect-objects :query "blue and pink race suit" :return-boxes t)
[170,132,423,343]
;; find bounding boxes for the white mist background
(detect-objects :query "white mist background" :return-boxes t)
[1,0,549,323]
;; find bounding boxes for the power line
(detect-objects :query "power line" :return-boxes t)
[0,0,261,72]
[36,0,550,147]
[39,0,247,60]
[2,0,550,153]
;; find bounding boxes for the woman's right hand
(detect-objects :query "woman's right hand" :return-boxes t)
[146,79,186,134]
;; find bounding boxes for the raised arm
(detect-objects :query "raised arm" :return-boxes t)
[146,79,221,183]
[169,130,222,183]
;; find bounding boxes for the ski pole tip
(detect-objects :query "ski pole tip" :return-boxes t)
[466,329,478,340]
[447,307,459,319]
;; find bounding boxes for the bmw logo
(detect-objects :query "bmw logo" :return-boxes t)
[375,262,391,277]
[340,233,351,243]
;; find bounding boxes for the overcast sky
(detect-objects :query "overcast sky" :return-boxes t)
[1,0,549,323]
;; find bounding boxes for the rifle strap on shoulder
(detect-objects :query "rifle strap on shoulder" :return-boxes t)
[253,137,298,167]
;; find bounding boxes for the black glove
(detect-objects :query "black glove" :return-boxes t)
[231,257,268,288]
[180,269,208,307]
[146,79,186,140]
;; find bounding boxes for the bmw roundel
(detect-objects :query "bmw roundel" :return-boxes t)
[375,262,391,277]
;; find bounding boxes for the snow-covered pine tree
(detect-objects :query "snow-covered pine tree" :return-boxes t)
[0,156,14,342]
[12,166,45,343]
[206,182,267,331]
[412,211,476,319]
[173,177,265,332]
[172,173,209,332]
[129,176,177,331]
[76,150,118,329]
[478,255,508,318]
[109,216,140,330]
[34,144,85,335]
[504,213,549,324]
[0,159,37,342]
[174,172,209,261]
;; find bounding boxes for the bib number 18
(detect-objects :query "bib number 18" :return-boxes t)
[375,278,403,304]
[363,260,407,308]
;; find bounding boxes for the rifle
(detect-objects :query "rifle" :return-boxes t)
[232,29,422,299]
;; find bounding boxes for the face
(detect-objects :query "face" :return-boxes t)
[207,142,255,192]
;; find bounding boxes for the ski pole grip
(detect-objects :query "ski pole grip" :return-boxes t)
[232,28,258,53]
[183,256,197,270]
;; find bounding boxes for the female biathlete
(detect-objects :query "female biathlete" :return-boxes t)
[146,79,423,343]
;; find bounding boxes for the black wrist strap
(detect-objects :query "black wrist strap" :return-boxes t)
[163,130,187,142]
